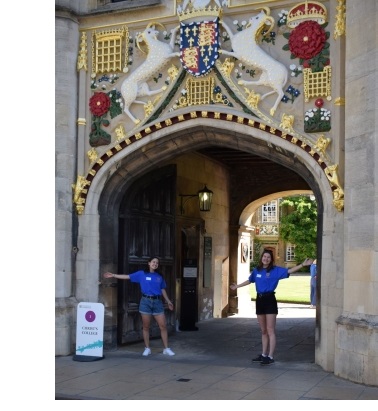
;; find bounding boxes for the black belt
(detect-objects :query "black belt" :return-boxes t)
[257,292,275,298]
[142,294,161,300]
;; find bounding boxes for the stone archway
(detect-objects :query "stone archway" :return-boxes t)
[75,117,339,368]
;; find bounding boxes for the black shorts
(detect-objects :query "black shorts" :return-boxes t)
[256,292,278,315]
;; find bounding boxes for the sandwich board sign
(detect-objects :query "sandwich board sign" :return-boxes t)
[73,302,104,362]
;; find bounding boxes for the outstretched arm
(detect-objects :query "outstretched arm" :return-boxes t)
[288,258,313,275]
[230,279,251,290]
[103,272,130,280]
[161,289,174,311]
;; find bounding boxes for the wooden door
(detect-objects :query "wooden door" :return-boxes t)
[118,165,176,344]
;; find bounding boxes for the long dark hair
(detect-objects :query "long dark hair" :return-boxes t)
[145,256,160,273]
[257,249,275,271]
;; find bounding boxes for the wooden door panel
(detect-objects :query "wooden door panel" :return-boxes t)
[118,166,176,345]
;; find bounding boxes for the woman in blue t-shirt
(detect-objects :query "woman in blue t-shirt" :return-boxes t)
[230,249,313,365]
[104,256,175,357]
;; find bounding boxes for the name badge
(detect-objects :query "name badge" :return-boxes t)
[256,274,262,278]
[146,277,151,281]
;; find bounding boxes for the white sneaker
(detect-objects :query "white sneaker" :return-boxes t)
[163,347,175,356]
[142,347,151,356]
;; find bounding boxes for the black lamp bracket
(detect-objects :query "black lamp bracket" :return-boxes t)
[179,194,198,215]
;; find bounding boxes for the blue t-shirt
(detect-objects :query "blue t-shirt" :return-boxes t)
[248,266,289,293]
[129,270,167,296]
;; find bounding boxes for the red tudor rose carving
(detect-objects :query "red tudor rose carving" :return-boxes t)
[288,20,327,60]
[89,92,111,117]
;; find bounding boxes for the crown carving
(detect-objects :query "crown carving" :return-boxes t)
[178,6,222,22]
[287,1,327,28]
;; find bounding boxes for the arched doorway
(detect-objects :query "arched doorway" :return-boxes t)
[93,121,330,354]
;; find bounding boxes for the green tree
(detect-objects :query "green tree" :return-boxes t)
[250,238,263,271]
[279,195,317,264]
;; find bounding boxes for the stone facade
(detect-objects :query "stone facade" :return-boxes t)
[55,0,378,385]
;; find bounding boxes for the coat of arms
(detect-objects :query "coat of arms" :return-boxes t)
[178,1,222,77]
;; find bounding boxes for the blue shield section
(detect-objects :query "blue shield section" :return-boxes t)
[180,18,220,77]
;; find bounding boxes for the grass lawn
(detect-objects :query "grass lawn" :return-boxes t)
[250,273,311,305]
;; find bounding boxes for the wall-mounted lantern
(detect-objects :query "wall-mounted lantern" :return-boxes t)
[179,185,213,215]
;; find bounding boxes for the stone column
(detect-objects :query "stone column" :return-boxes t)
[55,5,80,355]
[335,0,378,386]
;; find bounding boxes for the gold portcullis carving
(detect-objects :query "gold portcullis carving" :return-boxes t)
[91,26,129,76]
[303,66,332,102]
[187,76,215,105]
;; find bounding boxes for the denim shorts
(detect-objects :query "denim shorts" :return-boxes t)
[139,296,164,315]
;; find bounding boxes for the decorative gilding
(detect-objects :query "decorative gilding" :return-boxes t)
[303,66,332,102]
[155,122,162,129]
[77,31,88,71]
[219,58,234,78]
[77,118,86,126]
[87,148,98,164]
[167,64,180,81]
[286,1,328,28]
[76,205,85,215]
[143,101,157,118]
[334,0,346,40]
[145,127,152,134]
[91,26,129,75]
[190,112,198,118]
[115,124,126,142]
[244,88,260,109]
[314,134,331,154]
[187,76,215,105]
[325,164,344,211]
[72,176,90,207]
[96,159,104,166]
[334,97,345,106]
[177,2,222,21]
[75,110,339,214]
[201,111,208,118]
[178,115,185,121]
[259,123,266,131]
[279,113,294,132]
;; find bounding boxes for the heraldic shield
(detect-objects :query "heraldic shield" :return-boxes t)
[179,18,220,77]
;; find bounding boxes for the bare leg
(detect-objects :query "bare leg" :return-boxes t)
[266,314,277,357]
[154,313,169,348]
[257,314,268,355]
[141,314,152,348]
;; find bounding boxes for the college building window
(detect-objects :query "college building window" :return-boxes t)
[260,201,278,223]
[286,244,296,262]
